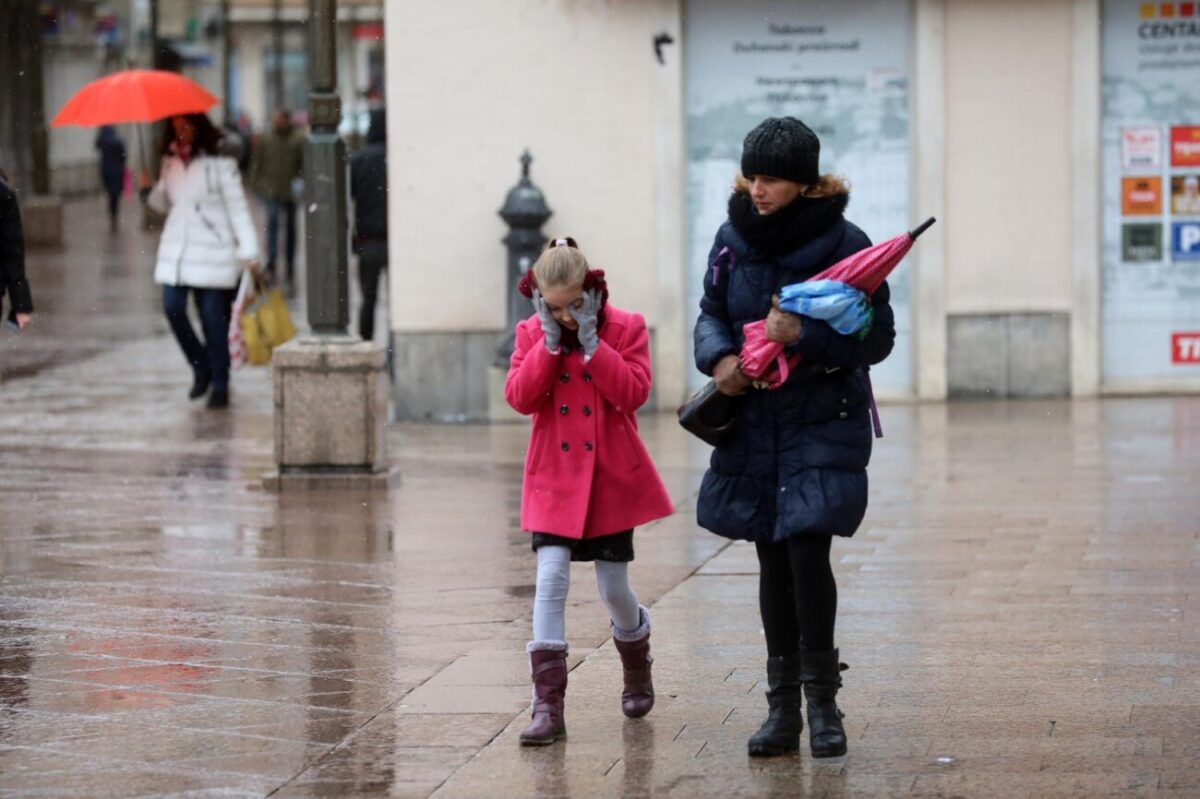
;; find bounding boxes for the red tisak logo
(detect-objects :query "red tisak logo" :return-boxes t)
[1172,332,1200,364]
[1171,127,1200,167]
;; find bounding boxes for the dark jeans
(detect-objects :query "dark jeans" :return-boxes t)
[265,199,297,279]
[356,238,388,341]
[163,285,236,392]
[756,535,837,656]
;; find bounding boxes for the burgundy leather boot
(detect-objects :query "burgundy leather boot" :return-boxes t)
[519,642,568,745]
[611,606,654,719]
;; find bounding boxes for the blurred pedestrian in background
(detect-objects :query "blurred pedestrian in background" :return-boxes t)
[505,238,674,746]
[0,168,34,332]
[693,117,896,760]
[140,114,260,409]
[95,125,127,232]
[249,109,303,290]
[350,108,388,341]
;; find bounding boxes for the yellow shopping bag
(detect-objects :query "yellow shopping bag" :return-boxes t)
[235,275,296,366]
[253,286,297,349]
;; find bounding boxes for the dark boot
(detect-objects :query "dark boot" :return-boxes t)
[611,606,654,719]
[519,642,568,746]
[206,389,229,409]
[747,653,803,757]
[801,649,848,758]
[188,372,211,400]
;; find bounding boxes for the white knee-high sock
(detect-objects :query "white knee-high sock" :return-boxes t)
[594,560,642,633]
[532,546,571,643]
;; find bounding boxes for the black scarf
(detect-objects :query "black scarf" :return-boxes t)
[727,190,849,257]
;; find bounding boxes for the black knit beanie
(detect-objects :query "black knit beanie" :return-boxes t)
[740,117,820,185]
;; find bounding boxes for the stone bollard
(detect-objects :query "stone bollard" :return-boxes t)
[265,337,391,491]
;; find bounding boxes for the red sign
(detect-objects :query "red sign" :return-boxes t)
[1170,126,1200,167]
[354,23,384,40]
[1172,332,1200,363]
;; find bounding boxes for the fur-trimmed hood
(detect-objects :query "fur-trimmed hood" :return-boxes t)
[728,174,850,258]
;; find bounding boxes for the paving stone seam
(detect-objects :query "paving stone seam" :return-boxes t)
[262,656,460,798]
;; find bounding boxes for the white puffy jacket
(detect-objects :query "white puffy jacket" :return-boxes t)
[148,154,260,288]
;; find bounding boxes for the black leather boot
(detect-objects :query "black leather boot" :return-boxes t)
[801,649,848,758]
[206,389,229,409]
[188,372,211,400]
[747,653,803,757]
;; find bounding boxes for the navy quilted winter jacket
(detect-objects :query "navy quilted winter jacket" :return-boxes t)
[693,216,895,543]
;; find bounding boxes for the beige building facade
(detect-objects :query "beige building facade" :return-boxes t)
[384,0,1200,420]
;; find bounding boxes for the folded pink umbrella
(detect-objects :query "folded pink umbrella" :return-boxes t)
[739,217,936,388]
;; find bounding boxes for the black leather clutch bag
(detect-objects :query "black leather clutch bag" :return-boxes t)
[677,379,739,448]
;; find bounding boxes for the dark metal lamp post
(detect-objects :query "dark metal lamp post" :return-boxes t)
[495,150,552,366]
[304,0,349,335]
[268,0,387,490]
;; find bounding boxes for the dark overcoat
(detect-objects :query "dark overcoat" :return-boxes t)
[693,196,895,543]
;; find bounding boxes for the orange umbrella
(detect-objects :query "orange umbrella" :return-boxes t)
[51,69,218,127]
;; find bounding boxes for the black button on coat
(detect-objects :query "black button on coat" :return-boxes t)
[693,211,895,543]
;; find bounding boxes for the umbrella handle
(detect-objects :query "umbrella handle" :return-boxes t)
[908,217,936,240]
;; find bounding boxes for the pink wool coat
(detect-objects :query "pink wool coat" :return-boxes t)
[505,305,675,540]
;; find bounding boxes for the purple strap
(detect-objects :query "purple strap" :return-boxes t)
[710,246,733,284]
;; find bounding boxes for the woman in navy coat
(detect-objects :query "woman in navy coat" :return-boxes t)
[693,117,895,759]
[95,126,127,232]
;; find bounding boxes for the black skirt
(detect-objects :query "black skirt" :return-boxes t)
[530,529,634,562]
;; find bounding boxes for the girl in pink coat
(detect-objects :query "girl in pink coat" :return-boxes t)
[505,236,674,746]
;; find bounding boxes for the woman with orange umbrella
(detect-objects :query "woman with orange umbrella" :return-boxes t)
[54,71,257,408]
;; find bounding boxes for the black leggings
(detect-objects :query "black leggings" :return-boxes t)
[755,535,836,656]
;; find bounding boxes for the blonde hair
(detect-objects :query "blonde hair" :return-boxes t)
[532,236,590,290]
[732,172,850,198]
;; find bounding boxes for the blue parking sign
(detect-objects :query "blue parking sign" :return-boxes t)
[1172,221,1200,260]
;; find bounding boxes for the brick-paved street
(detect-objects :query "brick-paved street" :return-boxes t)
[1,200,1199,797]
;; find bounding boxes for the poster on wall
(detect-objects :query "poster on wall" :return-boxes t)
[1121,176,1163,214]
[1121,126,1162,170]
[1171,175,1200,214]
[1122,223,1164,261]
[1101,0,1200,384]
[1170,125,1200,167]
[683,0,911,395]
